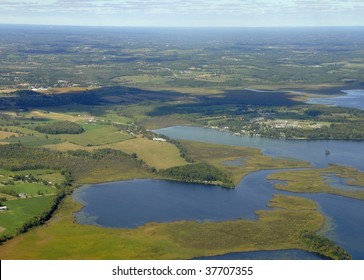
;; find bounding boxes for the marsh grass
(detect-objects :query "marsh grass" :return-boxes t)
[180,140,309,184]
[268,165,364,200]
[0,194,324,259]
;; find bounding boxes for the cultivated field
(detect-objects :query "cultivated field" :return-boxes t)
[0,196,55,236]
[55,124,132,146]
[102,137,187,170]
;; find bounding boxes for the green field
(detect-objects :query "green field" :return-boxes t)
[0,169,67,188]
[25,110,91,122]
[0,168,62,237]
[1,126,41,136]
[0,183,56,197]
[102,137,188,170]
[1,107,137,150]
[43,142,88,151]
[38,173,66,186]
[55,124,132,146]
[45,137,188,170]
[0,169,61,177]
[5,135,61,146]
[0,195,55,236]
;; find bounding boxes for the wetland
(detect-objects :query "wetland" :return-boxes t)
[75,127,364,259]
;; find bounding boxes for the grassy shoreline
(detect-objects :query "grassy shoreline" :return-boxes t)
[267,165,364,200]
[0,193,328,260]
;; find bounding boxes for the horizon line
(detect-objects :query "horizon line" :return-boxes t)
[1,23,364,29]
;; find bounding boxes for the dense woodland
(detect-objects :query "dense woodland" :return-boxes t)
[160,163,234,188]
[300,230,352,260]
[35,121,84,135]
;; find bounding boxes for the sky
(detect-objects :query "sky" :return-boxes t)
[0,0,364,27]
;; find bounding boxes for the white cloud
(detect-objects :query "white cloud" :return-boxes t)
[0,0,363,26]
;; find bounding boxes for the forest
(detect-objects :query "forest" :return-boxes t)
[160,163,234,188]
[35,121,84,135]
[300,230,352,260]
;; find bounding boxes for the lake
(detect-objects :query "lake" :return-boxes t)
[74,126,364,259]
[307,89,364,111]
[155,126,364,169]
[74,169,364,259]
[73,169,302,227]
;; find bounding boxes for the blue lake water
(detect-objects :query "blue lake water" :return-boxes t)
[74,126,364,259]
[154,126,364,170]
[73,179,256,228]
[323,175,364,192]
[307,89,364,111]
[74,170,364,259]
[74,169,364,259]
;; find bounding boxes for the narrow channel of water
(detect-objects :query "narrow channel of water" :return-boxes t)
[154,126,364,170]
[323,175,364,192]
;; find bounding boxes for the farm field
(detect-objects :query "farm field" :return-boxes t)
[102,137,188,170]
[0,131,18,140]
[55,124,133,146]
[0,196,55,236]
[0,168,65,236]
